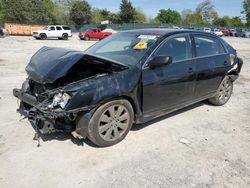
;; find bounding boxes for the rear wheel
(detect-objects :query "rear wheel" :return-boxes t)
[208,76,233,106]
[40,33,47,40]
[62,33,68,40]
[87,99,134,147]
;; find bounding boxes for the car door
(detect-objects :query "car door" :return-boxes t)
[56,26,63,37]
[90,29,98,39]
[192,34,229,98]
[142,34,196,115]
[47,26,57,37]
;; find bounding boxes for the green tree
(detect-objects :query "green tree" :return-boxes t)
[119,0,136,23]
[134,8,146,23]
[0,0,4,22]
[230,16,244,27]
[181,9,203,25]
[69,0,92,25]
[1,0,55,24]
[108,13,121,24]
[92,8,110,23]
[156,9,181,24]
[196,0,218,24]
[243,0,250,26]
[213,17,228,27]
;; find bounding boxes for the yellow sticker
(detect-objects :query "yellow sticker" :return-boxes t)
[133,42,147,49]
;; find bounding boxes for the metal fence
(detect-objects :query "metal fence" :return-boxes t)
[68,23,246,32]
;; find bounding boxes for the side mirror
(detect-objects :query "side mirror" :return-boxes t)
[148,55,172,69]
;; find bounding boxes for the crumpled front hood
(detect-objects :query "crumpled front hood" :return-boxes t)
[26,46,85,83]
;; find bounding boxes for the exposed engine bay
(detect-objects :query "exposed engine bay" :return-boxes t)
[13,47,128,139]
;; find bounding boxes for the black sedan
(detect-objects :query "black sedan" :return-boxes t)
[13,29,243,147]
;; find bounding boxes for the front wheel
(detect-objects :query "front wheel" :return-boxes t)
[40,33,47,40]
[208,76,233,106]
[84,35,90,40]
[87,99,134,147]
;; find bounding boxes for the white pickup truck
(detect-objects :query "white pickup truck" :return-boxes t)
[33,25,72,40]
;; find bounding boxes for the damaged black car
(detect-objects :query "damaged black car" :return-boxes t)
[13,29,243,147]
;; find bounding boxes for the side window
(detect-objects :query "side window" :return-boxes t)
[50,26,55,31]
[194,35,226,57]
[62,26,70,30]
[56,26,62,30]
[155,35,192,62]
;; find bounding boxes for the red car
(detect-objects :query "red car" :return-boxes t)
[219,28,230,36]
[79,28,112,40]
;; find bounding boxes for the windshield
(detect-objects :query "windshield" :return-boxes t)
[43,26,49,30]
[86,29,95,32]
[85,32,159,66]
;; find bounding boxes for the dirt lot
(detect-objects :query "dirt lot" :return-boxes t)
[0,35,250,188]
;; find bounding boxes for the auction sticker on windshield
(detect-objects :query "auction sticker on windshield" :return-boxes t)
[133,42,148,49]
[138,35,158,40]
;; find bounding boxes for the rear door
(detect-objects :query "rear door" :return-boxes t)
[192,34,229,98]
[142,34,196,115]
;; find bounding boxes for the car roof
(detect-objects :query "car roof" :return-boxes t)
[123,28,215,37]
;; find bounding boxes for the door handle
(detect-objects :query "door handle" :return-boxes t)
[188,68,193,74]
[224,61,228,66]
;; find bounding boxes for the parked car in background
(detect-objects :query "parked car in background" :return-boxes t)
[14,29,243,147]
[234,29,250,38]
[0,28,3,37]
[212,29,223,37]
[204,27,212,33]
[243,30,250,38]
[220,28,230,36]
[32,25,72,40]
[78,28,112,40]
[0,28,9,37]
[229,29,236,36]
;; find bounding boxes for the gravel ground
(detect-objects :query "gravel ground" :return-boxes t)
[0,35,250,188]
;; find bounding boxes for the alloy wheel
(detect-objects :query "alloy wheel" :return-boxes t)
[218,79,233,104]
[98,104,130,141]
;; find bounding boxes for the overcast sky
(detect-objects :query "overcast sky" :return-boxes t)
[87,0,243,18]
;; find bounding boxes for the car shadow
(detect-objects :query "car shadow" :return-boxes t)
[29,121,98,148]
[28,100,211,147]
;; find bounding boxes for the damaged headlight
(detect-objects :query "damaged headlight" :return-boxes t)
[48,92,71,109]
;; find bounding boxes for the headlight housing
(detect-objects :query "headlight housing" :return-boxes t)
[48,92,71,109]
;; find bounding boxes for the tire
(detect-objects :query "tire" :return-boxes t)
[62,33,68,40]
[40,33,47,40]
[87,99,134,147]
[84,35,90,41]
[208,76,233,106]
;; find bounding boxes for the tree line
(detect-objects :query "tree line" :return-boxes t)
[0,0,249,27]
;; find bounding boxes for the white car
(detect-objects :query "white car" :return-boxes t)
[203,27,212,33]
[212,29,223,37]
[32,25,72,40]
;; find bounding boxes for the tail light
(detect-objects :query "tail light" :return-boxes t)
[230,54,235,65]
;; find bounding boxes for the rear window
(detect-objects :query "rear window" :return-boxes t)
[62,26,70,30]
[194,35,226,57]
